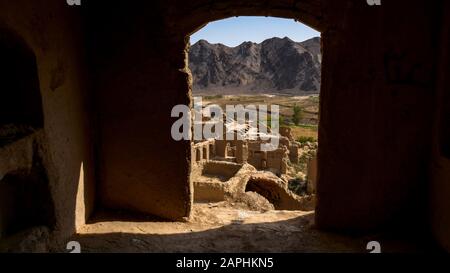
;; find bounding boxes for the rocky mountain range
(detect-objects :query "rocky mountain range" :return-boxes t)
[189,37,321,95]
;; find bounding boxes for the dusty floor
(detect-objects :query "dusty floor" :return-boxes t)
[69,202,436,253]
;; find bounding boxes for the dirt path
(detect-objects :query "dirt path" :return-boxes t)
[69,202,429,253]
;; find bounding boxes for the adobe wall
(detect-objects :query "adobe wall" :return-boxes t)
[86,1,192,220]
[173,0,441,230]
[203,161,241,178]
[307,156,317,194]
[86,0,324,222]
[316,0,440,230]
[266,148,288,175]
[0,0,445,248]
[0,0,438,234]
[0,0,95,243]
[0,0,444,253]
[429,1,450,252]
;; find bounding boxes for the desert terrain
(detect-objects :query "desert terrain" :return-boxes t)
[199,93,320,142]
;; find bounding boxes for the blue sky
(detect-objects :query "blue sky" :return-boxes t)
[190,16,320,47]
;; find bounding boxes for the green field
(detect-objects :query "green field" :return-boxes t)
[200,94,320,141]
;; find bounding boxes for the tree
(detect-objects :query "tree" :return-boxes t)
[292,104,302,126]
[279,115,285,126]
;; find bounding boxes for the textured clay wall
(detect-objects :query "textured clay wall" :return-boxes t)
[0,0,95,242]
[0,0,447,251]
[0,0,447,250]
[87,0,444,231]
[430,1,450,252]
[203,161,241,178]
[316,0,440,230]
[86,2,192,220]
[173,0,441,231]
[86,0,323,221]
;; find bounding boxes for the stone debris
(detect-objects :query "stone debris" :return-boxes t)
[191,121,317,210]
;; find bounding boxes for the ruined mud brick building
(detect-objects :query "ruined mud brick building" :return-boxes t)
[0,0,449,252]
[193,137,291,176]
[191,108,297,176]
[190,124,308,207]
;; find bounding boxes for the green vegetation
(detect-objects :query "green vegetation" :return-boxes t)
[297,136,317,144]
[266,114,286,128]
[266,114,273,129]
[203,95,223,100]
[308,95,320,104]
[296,124,318,130]
[279,115,286,126]
[292,104,302,126]
[288,178,307,196]
[285,123,318,130]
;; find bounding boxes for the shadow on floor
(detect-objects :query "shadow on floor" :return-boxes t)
[67,211,439,253]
